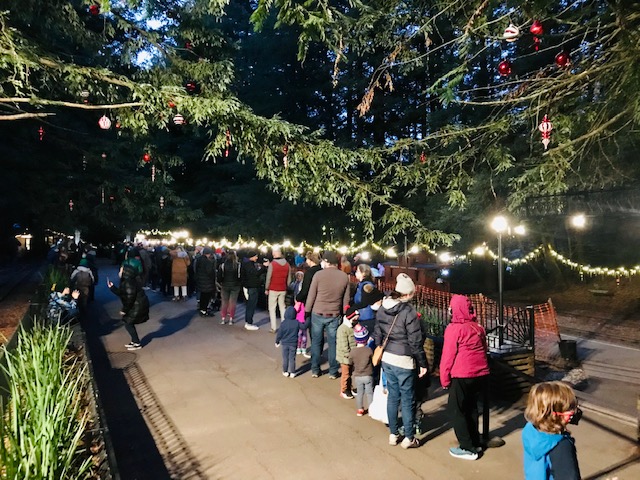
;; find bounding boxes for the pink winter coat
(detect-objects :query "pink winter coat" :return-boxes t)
[439,294,490,388]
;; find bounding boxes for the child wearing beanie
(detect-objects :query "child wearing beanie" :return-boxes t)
[350,324,374,416]
[336,306,359,399]
[275,306,300,377]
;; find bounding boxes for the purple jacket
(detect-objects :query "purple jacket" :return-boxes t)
[439,295,490,388]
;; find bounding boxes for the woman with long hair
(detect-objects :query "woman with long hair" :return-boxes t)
[218,250,242,324]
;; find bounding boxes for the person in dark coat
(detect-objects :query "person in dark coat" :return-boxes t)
[240,251,265,330]
[275,306,300,377]
[108,264,150,350]
[195,248,217,316]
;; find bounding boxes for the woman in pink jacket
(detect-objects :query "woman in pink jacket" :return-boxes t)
[440,294,490,461]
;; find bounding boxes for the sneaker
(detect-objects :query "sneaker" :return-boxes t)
[228,317,234,325]
[244,323,259,331]
[282,372,290,377]
[328,374,339,380]
[474,446,483,453]
[356,409,365,417]
[311,372,321,378]
[340,392,354,399]
[269,328,277,334]
[296,348,303,354]
[302,351,311,359]
[126,342,141,351]
[389,434,400,446]
[351,389,358,396]
[289,372,296,378]
[401,437,420,449]
[199,310,208,317]
[449,447,479,461]
[220,318,226,325]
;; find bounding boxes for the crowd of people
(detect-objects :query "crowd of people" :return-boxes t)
[47,238,583,476]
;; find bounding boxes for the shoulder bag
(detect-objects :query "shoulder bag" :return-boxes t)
[372,313,400,366]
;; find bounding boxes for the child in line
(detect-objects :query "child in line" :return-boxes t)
[336,306,359,399]
[275,306,300,378]
[522,381,582,479]
[350,325,374,416]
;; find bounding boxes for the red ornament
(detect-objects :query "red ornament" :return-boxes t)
[89,5,100,16]
[555,51,570,68]
[168,101,176,108]
[530,20,544,36]
[38,126,44,141]
[419,152,426,164]
[533,36,541,52]
[538,114,553,149]
[225,129,231,157]
[282,144,289,167]
[115,121,121,129]
[143,153,151,163]
[185,81,198,94]
[498,59,512,76]
[69,199,74,211]
[185,41,193,50]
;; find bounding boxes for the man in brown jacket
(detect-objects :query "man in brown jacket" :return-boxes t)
[305,251,350,378]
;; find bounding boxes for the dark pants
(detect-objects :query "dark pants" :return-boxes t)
[199,290,213,312]
[448,376,488,451]
[245,287,258,324]
[124,322,140,344]
[281,345,296,374]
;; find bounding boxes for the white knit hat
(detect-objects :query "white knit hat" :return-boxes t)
[395,273,415,295]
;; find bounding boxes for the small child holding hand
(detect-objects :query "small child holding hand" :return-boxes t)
[275,306,300,378]
[350,325,374,416]
[522,381,582,479]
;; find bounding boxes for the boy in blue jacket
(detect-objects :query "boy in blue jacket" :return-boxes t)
[276,306,300,378]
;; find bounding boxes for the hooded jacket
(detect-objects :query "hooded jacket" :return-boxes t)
[439,294,490,388]
[522,422,581,480]
[110,265,150,325]
[373,298,428,369]
[194,255,217,293]
[336,317,357,364]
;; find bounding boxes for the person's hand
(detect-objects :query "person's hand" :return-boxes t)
[418,367,427,378]
[265,290,269,296]
[107,279,114,288]
[62,287,70,295]
[71,290,80,300]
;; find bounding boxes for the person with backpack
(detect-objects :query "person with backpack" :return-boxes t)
[218,250,242,325]
[108,264,150,350]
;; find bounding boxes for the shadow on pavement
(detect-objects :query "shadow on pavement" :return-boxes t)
[141,310,195,346]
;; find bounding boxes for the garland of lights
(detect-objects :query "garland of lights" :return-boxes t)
[134,230,639,278]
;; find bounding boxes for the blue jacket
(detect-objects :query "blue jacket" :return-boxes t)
[354,281,375,321]
[522,422,581,480]
[276,318,300,346]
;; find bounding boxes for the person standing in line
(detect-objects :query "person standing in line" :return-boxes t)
[305,251,350,379]
[350,324,374,417]
[295,251,323,348]
[108,264,150,350]
[194,247,217,316]
[352,264,378,334]
[170,246,191,301]
[522,381,582,480]
[373,273,427,450]
[240,251,263,330]
[218,250,242,325]
[440,294,490,461]
[265,246,292,333]
[336,308,359,399]
[275,306,300,377]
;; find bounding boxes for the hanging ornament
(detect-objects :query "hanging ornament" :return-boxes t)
[185,81,199,94]
[89,5,100,16]
[98,115,112,130]
[529,20,544,36]
[80,90,90,104]
[185,41,193,50]
[168,101,176,108]
[115,120,121,129]
[109,195,115,202]
[538,114,553,149]
[82,156,87,171]
[503,24,520,42]
[69,199,74,212]
[555,51,571,68]
[498,59,512,76]
[533,36,541,52]
[419,152,426,164]
[282,144,289,168]
[143,153,151,163]
[225,129,231,157]
[101,187,105,204]
[38,126,45,141]
[151,164,156,182]
[101,152,107,159]
[173,113,185,125]
[159,196,165,209]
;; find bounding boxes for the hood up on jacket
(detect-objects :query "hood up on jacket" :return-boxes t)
[522,422,565,460]
[450,294,476,324]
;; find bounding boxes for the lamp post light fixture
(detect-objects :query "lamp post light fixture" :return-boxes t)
[490,215,525,348]
[571,213,586,229]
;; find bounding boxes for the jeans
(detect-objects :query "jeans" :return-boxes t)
[268,290,286,330]
[124,322,140,344]
[310,313,340,376]
[355,375,374,410]
[448,376,488,451]
[281,345,296,374]
[244,287,258,324]
[383,362,416,439]
[221,286,241,319]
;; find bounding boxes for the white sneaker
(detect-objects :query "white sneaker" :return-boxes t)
[289,372,296,378]
[389,434,399,446]
[244,323,259,331]
[282,372,290,377]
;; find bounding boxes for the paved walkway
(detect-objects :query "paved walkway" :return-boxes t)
[88,263,640,480]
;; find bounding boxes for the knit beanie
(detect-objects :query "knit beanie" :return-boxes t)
[394,273,415,295]
[354,324,369,344]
